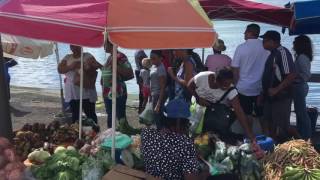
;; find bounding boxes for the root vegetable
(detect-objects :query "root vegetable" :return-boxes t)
[0,170,6,180]
[3,149,16,162]
[0,155,7,169]
[4,162,24,173]
[0,137,10,150]
[262,140,320,180]
[6,169,23,180]
[79,144,92,155]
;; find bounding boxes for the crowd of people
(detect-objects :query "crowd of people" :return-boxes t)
[58,23,314,179]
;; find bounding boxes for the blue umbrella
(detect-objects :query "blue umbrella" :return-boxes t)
[290,0,320,35]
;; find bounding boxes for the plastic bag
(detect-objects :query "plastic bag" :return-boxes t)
[82,157,104,180]
[101,134,133,149]
[214,141,227,162]
[82,150,115,180]
[139,102,154,126]
[189,98,206,134]
[220,157,234,172]
[93,129,121,145]
[227,146,240,160]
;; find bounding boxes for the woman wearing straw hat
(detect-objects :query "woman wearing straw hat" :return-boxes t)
[205,39,232,72]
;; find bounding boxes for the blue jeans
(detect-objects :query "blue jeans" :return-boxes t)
[293,83,311,139]
[104,95,127,128]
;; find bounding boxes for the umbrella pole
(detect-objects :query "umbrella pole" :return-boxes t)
[54,43,65,114]
[201,48,205,64]
[111,44,117,160]
[78,47,84,139]
[0,34,13,140]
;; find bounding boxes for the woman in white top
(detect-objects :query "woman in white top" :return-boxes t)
[58,45,102,123]
[188,68,262,153]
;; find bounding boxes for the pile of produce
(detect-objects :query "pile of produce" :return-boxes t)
[31,147,87,180]
[13,130,44,160]
[13,122,87,160]
[13,123,49,159]
[194,133,262,180]
[263,139,320,180]
[49,124,79,144]
[0,137,26,180]
[282,166,320,180]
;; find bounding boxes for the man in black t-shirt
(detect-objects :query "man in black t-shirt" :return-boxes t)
[260,31,296,142]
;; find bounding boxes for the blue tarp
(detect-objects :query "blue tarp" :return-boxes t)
[290,0,320,35]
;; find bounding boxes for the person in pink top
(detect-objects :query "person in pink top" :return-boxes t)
[205,39,232,72]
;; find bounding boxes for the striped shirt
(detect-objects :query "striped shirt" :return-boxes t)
[262,46,295,98]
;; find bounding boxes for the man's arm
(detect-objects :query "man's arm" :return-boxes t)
[231,46,241,85]
[230,96,256,141]
[86,56,103,70]
[269,51,297,96]
[269,73,296,96]
[58,59,69,74]
[117,65,134,80]
[58,58,80,74]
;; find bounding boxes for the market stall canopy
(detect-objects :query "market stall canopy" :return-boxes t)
[199,0,293,27]
[289,0,320,35]
[2,34,54,59]
[107,0,215,49]
[0,0,107,47]
[0,0,215,49]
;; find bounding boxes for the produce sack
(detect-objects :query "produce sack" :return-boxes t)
[139,102,154,126]
[101,134,133,149]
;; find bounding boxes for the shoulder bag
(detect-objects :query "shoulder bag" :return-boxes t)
[202,87,236,135]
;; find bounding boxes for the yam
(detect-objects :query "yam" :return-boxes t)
[6,169,23,180]
[0,138,10,150]
[3,149,16,162]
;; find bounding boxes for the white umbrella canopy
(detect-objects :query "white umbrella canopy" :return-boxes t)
[2,34,54,59]
[1,34,65,113]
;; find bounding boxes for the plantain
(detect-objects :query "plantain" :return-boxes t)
[282,169,301,179]
[289,171,306,180]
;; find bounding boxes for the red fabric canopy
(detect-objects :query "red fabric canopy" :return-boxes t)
[0,0,107,47]
[199,0,293,27]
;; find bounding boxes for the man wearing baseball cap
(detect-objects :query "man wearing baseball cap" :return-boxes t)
[260,30,297,142]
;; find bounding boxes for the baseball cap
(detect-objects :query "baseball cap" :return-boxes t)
[163,99,191,119]
[260,30,281,42]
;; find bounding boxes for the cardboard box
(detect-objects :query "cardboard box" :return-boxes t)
[103,165,146,180]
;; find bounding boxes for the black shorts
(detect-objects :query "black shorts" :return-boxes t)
[238,94,263,117]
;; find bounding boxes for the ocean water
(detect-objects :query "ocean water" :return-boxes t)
[7,0,320,108]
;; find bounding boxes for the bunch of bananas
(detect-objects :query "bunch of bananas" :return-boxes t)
[282,166,320,180]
